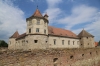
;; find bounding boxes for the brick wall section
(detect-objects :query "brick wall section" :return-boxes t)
[0,48,100,66]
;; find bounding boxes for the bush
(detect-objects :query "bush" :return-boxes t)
[0,40,8,47]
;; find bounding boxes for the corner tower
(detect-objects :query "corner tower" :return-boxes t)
[8,31,19,50]
[26,8,49,35]
[78,29,95,48]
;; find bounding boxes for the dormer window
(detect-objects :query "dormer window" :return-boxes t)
[37,19,40,25]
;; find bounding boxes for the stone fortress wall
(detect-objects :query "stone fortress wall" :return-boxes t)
[0,48,100,66]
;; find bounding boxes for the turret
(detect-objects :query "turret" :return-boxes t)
[78,29,95,48]
[26,8,49,35]
[44,13,49,20]
[8,31,19,50]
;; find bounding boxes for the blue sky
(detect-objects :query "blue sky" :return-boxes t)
[0,0,100,42]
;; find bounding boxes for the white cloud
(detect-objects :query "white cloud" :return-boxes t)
[30,0,34,2]
[45,0,100,41]
[0,0,26,42]
[57,5,100,41]
[58,5,98,29]
[44,0,63,24]
[46,0,62,8]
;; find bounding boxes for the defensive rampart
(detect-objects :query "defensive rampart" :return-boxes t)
[0,48,100,66]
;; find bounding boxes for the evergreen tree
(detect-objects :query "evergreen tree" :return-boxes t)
[0,40,8,47]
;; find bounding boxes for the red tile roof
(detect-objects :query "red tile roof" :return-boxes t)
[48,26,78,38]
[78,29,94,37]
[32,9,43,17]
[16,33,26,39]
[95,42,98,47]
[16,26,78,39]
[10,31,19,38]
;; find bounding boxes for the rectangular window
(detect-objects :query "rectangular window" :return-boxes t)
[37,19,40,25]
[68,40,70,45]
[87,37,88,39]
[36,28,39,32]
[77,41,79,45]
[29,28,31,33]
[34,40,38,43]
[44,29,46,34]
[73,41,74,45]
[54,39,56,45]
[26,40,28,43]
[62,40,64,45]
[9,41,11,44]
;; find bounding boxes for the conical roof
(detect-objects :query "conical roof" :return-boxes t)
[78,29,94,37]
[32,9,43,17]
[44,13,49,17]
[10,31,19,38]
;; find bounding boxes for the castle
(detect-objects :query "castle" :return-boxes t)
[8,8,95,50]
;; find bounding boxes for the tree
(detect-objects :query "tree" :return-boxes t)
[98,41,100,46]
[0,40,8,47]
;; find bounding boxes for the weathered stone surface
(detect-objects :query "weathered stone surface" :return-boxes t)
[0,48,100,66]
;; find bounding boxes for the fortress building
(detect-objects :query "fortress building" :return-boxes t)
[8,8,95,50]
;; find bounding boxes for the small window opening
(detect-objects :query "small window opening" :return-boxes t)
[90,52,92,55]
[46,41,47,43]
[53,58,58,62]
[81,44,82,45]
[54,39,56,45]
[34,40,38,43]
[73,41,75,45]
[88,43,89,45]
[68,40,70,45]
[26,40,28,43]
[44,29,46,34]
[62,40,64,45]
[29,28,31,33]
[87,37,88,39]
[70,55,73,59]
[82,54,84,57]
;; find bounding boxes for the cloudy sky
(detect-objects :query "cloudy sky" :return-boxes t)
[0,0,100,42]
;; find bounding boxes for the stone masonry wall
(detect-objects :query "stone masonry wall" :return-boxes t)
[0,48,100,66]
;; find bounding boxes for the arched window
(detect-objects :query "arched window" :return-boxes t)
[37,19,40,25]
